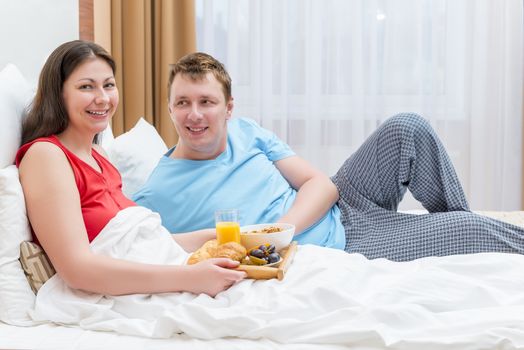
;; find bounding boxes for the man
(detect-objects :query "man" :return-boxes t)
[134,52,524,261]
[133,52,344,249]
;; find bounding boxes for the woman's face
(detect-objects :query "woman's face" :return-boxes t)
[62,57,118,136]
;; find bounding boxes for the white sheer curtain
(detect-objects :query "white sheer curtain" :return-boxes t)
[195,0,523,210]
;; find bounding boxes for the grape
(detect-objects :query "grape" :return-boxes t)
[250,249,265,259]
[267,252,280,263]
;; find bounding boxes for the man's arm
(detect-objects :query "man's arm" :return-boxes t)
[172,228,216,252]
[274,155,339,235]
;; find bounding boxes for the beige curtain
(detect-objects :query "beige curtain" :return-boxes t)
[96,0,196,147]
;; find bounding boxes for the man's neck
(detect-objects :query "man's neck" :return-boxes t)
[170,143,227,161]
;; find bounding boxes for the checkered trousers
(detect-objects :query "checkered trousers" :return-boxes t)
[332,113,524,261]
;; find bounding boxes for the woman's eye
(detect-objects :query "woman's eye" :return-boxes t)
[104,82,116,89]
[79,84,92,90]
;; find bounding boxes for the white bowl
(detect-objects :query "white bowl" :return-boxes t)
[240,223,295,252]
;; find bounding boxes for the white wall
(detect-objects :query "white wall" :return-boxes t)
[0,0,78,85]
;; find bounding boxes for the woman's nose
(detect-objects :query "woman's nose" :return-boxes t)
[95,88,110,104]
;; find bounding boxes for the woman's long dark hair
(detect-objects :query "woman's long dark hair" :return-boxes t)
[21,40,116,145]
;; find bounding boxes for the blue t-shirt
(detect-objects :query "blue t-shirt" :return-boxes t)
[133,117,345,249]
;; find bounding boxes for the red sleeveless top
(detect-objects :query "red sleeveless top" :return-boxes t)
[16,135,136,243]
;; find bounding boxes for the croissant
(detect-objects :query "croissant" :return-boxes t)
[187,239,218,265]
[215,242,247,262]
[187,240,246,265]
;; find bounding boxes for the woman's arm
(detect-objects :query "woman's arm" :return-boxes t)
[274,155,339,235]
[19,143,245,297]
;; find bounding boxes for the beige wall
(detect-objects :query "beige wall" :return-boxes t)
[0,0,78,85]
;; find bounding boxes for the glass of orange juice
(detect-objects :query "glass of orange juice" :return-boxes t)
[215,209,241,245]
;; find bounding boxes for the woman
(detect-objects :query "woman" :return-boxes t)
[16,40,246,297]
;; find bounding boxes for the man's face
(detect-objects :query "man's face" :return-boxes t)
[168,72,233,160]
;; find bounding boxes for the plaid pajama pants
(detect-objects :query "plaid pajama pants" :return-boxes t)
[332,113,524,261]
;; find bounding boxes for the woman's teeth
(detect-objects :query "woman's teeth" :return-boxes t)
[88,110,107,116]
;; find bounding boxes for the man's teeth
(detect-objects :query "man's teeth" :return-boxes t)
[188,127,206,132]
[88,110,107,115]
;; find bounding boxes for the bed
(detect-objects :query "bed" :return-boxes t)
[3,64,524,350]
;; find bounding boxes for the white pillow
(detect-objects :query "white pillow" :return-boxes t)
[108,118,167,198]
[0,165,36,326]
[0,64,34,168]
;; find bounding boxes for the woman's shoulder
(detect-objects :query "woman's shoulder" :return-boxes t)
[16,136,68,168]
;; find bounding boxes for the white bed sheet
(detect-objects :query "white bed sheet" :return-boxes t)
[4,208,524,349]
[0,322,341,350]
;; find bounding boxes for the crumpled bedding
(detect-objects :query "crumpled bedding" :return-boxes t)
[30,206,524,349]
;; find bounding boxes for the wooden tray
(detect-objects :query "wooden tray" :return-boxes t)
[235,241,297,280]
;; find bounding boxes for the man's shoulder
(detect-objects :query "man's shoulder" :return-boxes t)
[230,116,258,128]
[229,117,268,137]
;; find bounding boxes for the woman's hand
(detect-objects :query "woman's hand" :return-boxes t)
[185,258,247,297]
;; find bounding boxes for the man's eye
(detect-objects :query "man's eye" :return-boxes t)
[176,100,187,106]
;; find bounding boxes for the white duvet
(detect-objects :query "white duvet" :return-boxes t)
[31,207,524,349]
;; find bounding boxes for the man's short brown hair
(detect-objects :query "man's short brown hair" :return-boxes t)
[168,52,232,102]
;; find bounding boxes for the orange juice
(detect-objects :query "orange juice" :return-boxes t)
[216,221,241,245]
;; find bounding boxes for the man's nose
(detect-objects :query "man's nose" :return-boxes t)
[188,104,203,120]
